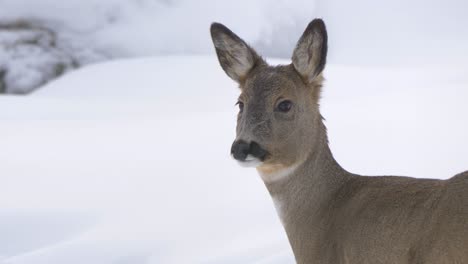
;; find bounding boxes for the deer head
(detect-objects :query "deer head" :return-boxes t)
[210,19,328,182]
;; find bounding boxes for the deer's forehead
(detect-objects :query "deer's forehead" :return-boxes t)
[241,67,301,100]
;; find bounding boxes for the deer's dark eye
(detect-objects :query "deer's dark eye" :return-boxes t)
[277,100,292,113]
[236,101,244,112]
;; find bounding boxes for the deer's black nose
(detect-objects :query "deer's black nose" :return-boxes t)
[231,140,268,161]
[231,140,250,161]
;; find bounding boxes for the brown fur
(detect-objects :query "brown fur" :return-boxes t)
[210,19,468,264]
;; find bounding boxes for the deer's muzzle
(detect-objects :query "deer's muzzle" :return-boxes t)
[231,140,268,162]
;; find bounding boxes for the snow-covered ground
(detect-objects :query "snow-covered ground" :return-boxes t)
[0,55,467,263]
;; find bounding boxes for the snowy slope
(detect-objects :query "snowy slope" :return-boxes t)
[0,55,467,263]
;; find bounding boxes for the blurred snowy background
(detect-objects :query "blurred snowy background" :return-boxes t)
[1,0,467,93]
[0,0,467,263]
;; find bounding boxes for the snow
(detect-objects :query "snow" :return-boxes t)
[0,56,293,263]
[1,55,467,263]
[1,0,465,62]
[0,0,317,92]
[2,0,467,93]
[0,0,315,58]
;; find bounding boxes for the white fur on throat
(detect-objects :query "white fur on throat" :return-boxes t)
[262,164,300,223]
[258,163,299,183]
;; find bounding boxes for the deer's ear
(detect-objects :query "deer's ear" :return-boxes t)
[292,19,328,83]
[210,23,263,83]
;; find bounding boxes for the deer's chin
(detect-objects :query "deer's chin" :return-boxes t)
[237,154,263,168]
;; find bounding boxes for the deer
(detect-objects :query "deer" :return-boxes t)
[210,19,468,264]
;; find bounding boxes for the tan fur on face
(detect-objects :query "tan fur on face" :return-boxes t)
[234,64,324,170]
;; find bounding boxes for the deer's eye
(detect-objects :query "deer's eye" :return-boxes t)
[276,100,292,113]
[236,101,244,112]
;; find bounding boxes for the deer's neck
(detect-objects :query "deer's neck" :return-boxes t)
[260,120,352,255]
[263,120,350,204]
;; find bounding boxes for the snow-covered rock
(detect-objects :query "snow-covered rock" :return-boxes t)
[0,22,73,93]
[0,21,106,94]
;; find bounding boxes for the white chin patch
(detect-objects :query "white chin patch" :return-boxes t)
[236,154,263,168]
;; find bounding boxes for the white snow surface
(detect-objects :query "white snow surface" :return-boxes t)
[0,55,467,263]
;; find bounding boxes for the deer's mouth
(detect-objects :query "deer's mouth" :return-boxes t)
[231,140,269,167]
[238,154,263,167]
